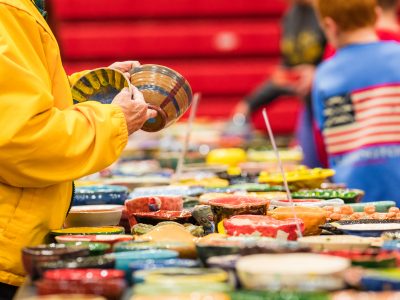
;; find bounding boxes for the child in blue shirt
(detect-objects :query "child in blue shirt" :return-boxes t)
[313,0,400,205]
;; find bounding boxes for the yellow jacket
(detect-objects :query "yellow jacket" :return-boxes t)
[0,0,128,285]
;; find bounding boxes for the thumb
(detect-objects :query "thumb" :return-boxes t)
[147,108,158,119]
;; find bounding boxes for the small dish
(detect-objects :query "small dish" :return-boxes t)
[109,249,179,273]
[141,267,229,284]
[59,242,110,256]
[37,256,116,277]
[334,220,400,237]
[236,253,350,291]
[22,244,90,280]
[222,215,304,241]
[55,234,133,245]
[208,196,269,230]
[129,210,193,226]
[50,226,125,238]
[65,205,123,228]
[73,185,129,206]
[196,240,241,265]
[298,235,372,251]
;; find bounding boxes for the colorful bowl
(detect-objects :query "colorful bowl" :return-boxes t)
[292,189,364,203]
[141,267,228,284]
[55,234,133,245]
[206,148,247,167]
[37,255,116,277]
[109,249,179,273]
[196,240,241,265]
[50,226,125,238]
[208,196,269,231]
[43,268,124,280]
[73,185,129,206]
[333,220,400,237]
[65,205,123,228]
[349,201,397,212]
[222,215,304,240]
[130,210,193,226]
[130,64,193,132]
[59,242,110,256]
[22,244,90,280]
[361,269,400,291]
[24,295,107,300]
[236,253,350,291]
[298,235,372,252]
[71,68,129,104]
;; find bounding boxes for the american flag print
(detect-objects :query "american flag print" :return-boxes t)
[322,84,400,156]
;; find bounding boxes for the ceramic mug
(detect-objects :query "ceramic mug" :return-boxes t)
[130,64,193,132]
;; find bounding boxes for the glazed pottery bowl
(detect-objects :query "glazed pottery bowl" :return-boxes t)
[130,64,193,132]
[236,253,350,291]
[292,189,365,203]
[222,215,304,241]
[36,279,126,300]
[208,196,269,230]
[129,259,201,284]
[125,196,183,214]
[323,249,397,269]
[55,234,132,245]
[65,205,124,228]
[22,244,90,280]
[133,282,231,299]
[332,220,400,237]
[50,227,125,242]
[196,240,241,265]
[349,201,397,212]
[73,185,129,206]
[360,269,400,291]
[24,295,107,300]
[108,249,179,273]
[71,68,129,104]
[114,241,195,259]
[129,210,193,226]
[37,255,116,278]
[59,242,111,256]
[139,267,228,284]
[206,148,247,167]
[298,235,372,252]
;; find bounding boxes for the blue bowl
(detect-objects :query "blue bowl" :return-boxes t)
[73,185,129,205]
[382,240,400,251]
[361,275,400,291]
[110,250,179,272]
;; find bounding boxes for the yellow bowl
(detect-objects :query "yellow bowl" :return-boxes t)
[206,148,246,167]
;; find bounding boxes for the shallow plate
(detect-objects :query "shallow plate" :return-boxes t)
[337,223,400,237]
[71,68,129,104]
[298,235,372,251]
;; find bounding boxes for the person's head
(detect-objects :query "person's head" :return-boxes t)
[377,0,399,12]
[315,0,378,47]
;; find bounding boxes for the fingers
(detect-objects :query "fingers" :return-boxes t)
[131,86,146,103]
[109,61,141,72]
[146,108,158,119]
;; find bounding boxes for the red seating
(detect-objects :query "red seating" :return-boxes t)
[52,0,301,135]
[52,0,286,19]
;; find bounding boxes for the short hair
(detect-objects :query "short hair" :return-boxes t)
[377,0,399,11]
[315,0,378,31]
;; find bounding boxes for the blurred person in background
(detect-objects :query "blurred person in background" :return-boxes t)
[233,0,327,168]
[323,0,400,58]
[313,0,400,205]
[0,0,156,298]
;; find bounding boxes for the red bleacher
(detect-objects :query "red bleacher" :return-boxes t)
[51,0,301,134]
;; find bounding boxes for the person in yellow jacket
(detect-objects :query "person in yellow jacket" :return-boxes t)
[0,0,157,297]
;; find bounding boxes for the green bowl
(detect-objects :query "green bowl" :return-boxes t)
[292,189,364,203]
[60,241,111,256]
[230,291,329,300]
[349,201,397,213]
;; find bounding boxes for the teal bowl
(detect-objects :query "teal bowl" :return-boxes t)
[109,249,179,272]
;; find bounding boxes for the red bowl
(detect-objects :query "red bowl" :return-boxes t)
[36,278,125,300]
[43,269,125,281]
[129,210,193,227]
[125,196,183,214]
[223,215,304,240]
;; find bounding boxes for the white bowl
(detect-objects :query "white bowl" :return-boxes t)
[64,205,123,228]
[236,253,350,291]
[298,235,372,251]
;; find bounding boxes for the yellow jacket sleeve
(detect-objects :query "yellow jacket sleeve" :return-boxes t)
[0,4,128,188]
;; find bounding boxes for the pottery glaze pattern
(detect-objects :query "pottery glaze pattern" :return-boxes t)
[71,68,129,104]
[130,64,193,132]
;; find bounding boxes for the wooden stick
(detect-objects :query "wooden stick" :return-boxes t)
[262,108,303,239]
[174,93,201,181]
